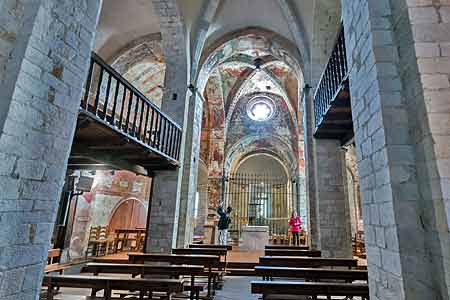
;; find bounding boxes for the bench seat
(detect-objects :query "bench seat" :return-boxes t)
[42,274,184,300]
[251,280,369,300]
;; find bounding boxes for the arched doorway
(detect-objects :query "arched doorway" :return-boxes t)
[224,153,295,239]
[108,198,147,233]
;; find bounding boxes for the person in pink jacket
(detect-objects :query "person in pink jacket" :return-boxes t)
[288,211,302,246]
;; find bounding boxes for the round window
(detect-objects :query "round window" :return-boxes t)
[246,96,275,121]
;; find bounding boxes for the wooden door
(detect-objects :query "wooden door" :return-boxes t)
[108,199,147,232]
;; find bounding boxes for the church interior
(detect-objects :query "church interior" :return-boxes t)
[0,0,449,299]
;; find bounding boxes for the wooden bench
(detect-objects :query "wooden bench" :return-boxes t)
[259,256,358,269]
[264,249,322,257]
[42,274,184,300]
[189,244,232,251]
[44,248,86,275]
[44,249,64,274]
[172,248,228,270]
[255,266,368,282]
[265,245,310,250]
[82,262,205,300]
[251,280,369,300]
[128,253,220,298]
[225,262,257,276]
[172,247,227,257]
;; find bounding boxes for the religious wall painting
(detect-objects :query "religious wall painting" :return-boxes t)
[211,107,225,128]
[68,170,151,259]
[207,178,222,209]
[208,139,224,177]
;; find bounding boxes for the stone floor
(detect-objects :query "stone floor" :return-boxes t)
[215,276,256,300]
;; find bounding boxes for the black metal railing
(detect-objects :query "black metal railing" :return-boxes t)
[313,25,348,129]
[81,52,182,163]
[223,173,296,238]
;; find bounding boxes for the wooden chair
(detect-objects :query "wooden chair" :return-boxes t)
[85,226,100,258]
[95,226,114,256]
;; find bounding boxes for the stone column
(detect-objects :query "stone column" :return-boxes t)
[314,139,352,258]
[176,94,203,247]
[146,92,203,252]
[146,170,181,252]
[145,0,194,252]
[0,1,102,298]
[302,89,319,249]
[342,0,450,298]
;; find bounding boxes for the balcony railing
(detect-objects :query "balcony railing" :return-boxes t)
[81,52,182,164]
[313,25,349,130]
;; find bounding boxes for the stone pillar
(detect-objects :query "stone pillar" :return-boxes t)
[302,89,319,248]
[176,94,203,247]
[146,92,203,252]
[145,0,194,253]
[314,139,352,258]
[0,1,101,298]
[342,0,450,298]
[147,170,180,252]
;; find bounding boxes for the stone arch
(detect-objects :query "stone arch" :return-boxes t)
[310,0,342,87]
[197,27,305,94]
[105,34,166,107]
[232,151,292,180]
[151,0,189,123]
[224,134,297,176]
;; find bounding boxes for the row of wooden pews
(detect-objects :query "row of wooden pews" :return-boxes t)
[251,245,370,300]
[42,244,232,300]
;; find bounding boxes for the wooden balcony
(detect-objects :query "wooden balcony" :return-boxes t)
[313,26,354,144]
[68,53,182,175]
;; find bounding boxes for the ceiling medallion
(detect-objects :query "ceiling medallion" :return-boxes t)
[246,96,275,122]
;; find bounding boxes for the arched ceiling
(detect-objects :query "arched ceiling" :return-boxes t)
[225,134,297,176]
[110,37,166,107]
[206,0,296,45]
[94,0,161,60]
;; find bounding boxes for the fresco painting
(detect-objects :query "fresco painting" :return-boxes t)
[68,170,151,259]
[197,30,305,211]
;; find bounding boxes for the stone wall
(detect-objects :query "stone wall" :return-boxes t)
[0,0,102,298]
[342,0,450,298]
[146,0,194,251]
[314,139,352,258]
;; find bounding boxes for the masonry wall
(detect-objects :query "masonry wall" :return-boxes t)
[314,139,352,258]
[342,0,450,298]
[0,1,102,298]
[395,0,450,294]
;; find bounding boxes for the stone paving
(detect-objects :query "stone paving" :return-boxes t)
[215,276,256,300]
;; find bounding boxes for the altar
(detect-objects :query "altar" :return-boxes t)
[240,225,269,251]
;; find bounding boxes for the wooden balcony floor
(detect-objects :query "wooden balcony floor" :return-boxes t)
[69,112,178,175]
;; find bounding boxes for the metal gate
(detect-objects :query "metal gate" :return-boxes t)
[223,173,295,239]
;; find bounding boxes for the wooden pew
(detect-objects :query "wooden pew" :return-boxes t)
[225,262,257,276]
[265,245,310,250]
[128,253,220,298]
[251,280,369,300]
[189,244,232,251]
[264,249,321,257]
[82,262,204,300]
[42,274,184,300]
[45,249,64,274]
[172,247,227,257]
[259,256,358,269]
[255,266,368,282]
[45,248,87,275]
[172,248,228,270]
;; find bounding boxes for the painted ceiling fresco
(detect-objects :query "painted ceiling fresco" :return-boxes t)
[225,92,297,154]
[198,31,305,209]
[111,39,165,107]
